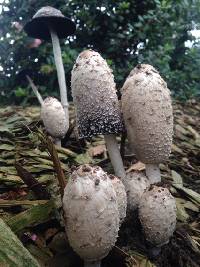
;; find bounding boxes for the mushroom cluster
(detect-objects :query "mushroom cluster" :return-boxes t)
[25,41,176,261]
[121,64,176,250]
[69,53,176,259]
[22,5,176,264]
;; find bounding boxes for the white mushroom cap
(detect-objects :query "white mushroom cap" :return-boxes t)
[124,171,150,211]
[139,185,176,247]
[63,165,119,262]
[40,97,69,138]
[109,174,127,225]
[121,64,173,164]
[71,50,123,138]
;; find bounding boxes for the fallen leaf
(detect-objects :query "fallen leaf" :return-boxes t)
[126,161,145,173]
[171,170,183,186]
[88,144,106,157]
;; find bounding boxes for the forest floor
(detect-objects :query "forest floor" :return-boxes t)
[0,99,200,267]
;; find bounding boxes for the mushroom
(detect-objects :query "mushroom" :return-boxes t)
[71,50,126,179]
[139,185,176,250]
[125,171,150,212]
[109,174,127,225]
[41,97,68,146]
[24,6,76,121]
[63,165,119,267]
[121,64,173,184]
[26,76,68,146]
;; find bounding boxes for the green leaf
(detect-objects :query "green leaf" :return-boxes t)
[6,200,55,233]
[74,152,94,164]
[0,219,40,267]
[171,170,183,186]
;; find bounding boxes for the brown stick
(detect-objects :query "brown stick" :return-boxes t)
[38,131,66,197]
[15,161,50,200]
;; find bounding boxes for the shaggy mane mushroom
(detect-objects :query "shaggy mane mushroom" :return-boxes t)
[121,64,173,184]
[71,50,126,179]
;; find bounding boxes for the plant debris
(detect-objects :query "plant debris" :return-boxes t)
[0,100,200,266]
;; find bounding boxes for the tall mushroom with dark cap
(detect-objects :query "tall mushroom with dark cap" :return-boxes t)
[71,50,126,179]
[24,6,76,120]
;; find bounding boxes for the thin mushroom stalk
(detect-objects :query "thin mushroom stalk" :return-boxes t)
[104,134,126,179]
[26,75,44,106]
[49,26,69,118]
[85,261,101,267]
[53,138,61,147]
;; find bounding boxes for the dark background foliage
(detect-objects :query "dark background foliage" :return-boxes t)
[0,0,200,104]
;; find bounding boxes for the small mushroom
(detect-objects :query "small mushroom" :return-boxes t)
[71,50,126,179]
[26,76,67,146]
[121,64,173,184]
[139,185,176,249]
[24,6,76,120]
[41,97,68,146]
[109,174,127,224]
[63,165,119,267]
[125,171,150,211]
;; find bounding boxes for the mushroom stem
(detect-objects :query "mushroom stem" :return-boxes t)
[148,246,161,258]
[54,138,61,147]
[49,26,69,118]
[84,260,101,267]
[104,134,126,180]
[145,164,161,184]
[26,75,44,106]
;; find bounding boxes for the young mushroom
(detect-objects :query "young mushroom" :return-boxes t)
[139,186,176,254]
[41,97,68,146]
[71,50,126,179]
[125,171,150,212]
[26,76,68,146]
[63,165,119,267]
[121,64,173,184]
[109,174,127,225]
[24,6,76,121]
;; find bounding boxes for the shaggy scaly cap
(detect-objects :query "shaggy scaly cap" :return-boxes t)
[125,171,150,211]
[139,185,176,247]
[71,50,123,138]
[40,97,68,138]
[121,64,173,164]
[109,174,127,224]
[63,165,119,262]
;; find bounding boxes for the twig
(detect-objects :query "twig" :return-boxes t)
[15,161,50,200]
[62,120,76,145]
[26,75,44,106]
[120,130,127,160]
[38,130,66,197]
